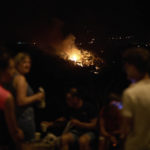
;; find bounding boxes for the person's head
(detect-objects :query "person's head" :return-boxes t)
[14,52,31,75]
[122,47,150,82]
[66,87,83,109]
[0,51,15,83]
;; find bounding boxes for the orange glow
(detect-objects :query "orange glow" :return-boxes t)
[61,47,103,68]
[69,53,80,62]
[54,34,104,71]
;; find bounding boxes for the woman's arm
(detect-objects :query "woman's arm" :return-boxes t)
[4,94,24,142]
[70,117,98,130]
[14,75,44,106]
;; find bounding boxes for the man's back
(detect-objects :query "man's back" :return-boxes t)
[122,79,150,149]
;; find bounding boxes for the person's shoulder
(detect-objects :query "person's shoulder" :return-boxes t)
[0,86,11,98]
[14,74,26,83]
[0,86,13,109]
[122,83,141,103]
[124,81,145,95]
[1,87,13,102]
[122,87,133,101]
[123,83,137,95]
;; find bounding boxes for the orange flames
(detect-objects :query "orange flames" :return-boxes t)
[60,46,101,67]
[58,34,104,69]
[49,34,104,73]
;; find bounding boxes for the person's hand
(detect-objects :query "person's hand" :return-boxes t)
[14,128,24,143]
[40,121,53,128]
[70,119,81,127]
[36,92,45,101]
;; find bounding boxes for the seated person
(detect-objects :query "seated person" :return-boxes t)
[42,87,98,150]
[98,93,123,150]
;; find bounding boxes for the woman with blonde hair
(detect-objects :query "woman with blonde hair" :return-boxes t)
[12,52,45,142]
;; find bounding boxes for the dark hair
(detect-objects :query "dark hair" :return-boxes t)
[122,47,150,73]
[0,51,11,72]
[67,87,81,98]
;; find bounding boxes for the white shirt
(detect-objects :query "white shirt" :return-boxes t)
[122,79,150,150]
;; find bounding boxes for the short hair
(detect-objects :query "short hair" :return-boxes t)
[14,52,30,66]
[122,47,150,73]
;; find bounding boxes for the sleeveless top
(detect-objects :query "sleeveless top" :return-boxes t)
[3,73,34,117]
[3,73,36,141]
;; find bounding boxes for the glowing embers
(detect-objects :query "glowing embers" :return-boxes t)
[69,54,79,62]
[68,49,81,63]
[69,49,92,67]
[55,34,104,73]
[61,47,103,68]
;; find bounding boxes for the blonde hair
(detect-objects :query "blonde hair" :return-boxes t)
[14,52,30,66]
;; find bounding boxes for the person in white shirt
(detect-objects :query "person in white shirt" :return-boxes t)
[121,47,150,150]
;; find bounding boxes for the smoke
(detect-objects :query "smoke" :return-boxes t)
[35,18,105,70]
[56,34,79,58]
[38,18,78,58]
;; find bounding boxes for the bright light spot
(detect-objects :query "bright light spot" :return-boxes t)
[55,34,105,72]
[94,71,99,74]
[17,41,22,45]
[69,54,79,62]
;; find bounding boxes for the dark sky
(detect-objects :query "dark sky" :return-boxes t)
[1,1,149,118]
[0,1,150,42]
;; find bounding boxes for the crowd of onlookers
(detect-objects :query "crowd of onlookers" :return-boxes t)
[1,45,150,150]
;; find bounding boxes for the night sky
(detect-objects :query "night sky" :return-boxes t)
[0,0,149,99]
[0,1,150,42]
[1,0,149,125]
